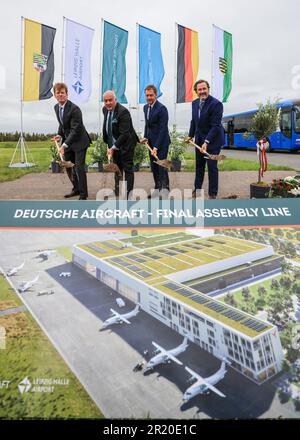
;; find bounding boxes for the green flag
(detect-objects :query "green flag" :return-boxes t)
[101,21,128,103]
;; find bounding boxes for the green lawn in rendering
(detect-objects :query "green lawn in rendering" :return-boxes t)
[0,274,103,419]
[218,274,281,309]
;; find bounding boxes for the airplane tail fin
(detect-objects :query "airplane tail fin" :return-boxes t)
[182,336,188,347]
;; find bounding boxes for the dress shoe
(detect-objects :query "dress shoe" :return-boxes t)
[192,189,202,199]
[64,190,80,198]
[209,194,217,200]
[79,196,87,200]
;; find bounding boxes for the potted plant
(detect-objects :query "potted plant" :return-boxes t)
[133,141,147,172]
[244,99,281,198]
[89,136,108,171]
[50,144,61,173]
[168,125,187,171]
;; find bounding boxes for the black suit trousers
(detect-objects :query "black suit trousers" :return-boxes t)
[113,149,134,197]
[194,146,221,196]
[64,148,88,197]
[148,142,169,190]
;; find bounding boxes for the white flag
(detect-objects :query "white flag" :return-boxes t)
[64,18,94,103]
[212,25,233,103]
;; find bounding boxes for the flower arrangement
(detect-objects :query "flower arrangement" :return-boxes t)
[269,175,300,197]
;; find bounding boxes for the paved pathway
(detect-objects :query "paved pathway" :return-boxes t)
[0,170,294,200]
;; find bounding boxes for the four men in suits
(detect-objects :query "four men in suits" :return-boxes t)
[188,79,225,199]
[102,90,139,198]
[53,82,91,200]
[141,85,170,197]
[53,80,224,201]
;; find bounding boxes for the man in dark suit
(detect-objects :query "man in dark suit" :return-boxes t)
[141,85,170,197]
[53,82,91,200]
[102,90,139,198]
[188,79,225,199]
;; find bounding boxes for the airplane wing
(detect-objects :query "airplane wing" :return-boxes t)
[109,309,131,324]
[31,274,39,284]
[185,366,201,381]
[166,353,183,365]
[202,381,226,398]
[151,341,165,354]
[185,367,225,398]
[151,342,183,365]
[118,316,131,324]
[17,262,25,270]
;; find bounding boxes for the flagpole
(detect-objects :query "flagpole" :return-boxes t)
[20,16,24,143]
[98,18,104,137]
[10,16,35,168]
[136,22,140,133]
[61,16,66,82]
[211,24,215,97]
[173,22,178,128]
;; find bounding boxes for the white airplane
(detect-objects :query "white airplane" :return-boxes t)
[6,261,25,277]
[37,250,56,260]
[59,272,71,278]
[183,359,229,402]
[19,274,40,292]
[144,337,188,371]
[101,304,140,329]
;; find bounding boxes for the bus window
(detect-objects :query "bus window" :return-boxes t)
[293,106,300,133]
[280,110,292,138]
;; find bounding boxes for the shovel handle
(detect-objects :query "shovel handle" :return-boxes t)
[188,139,211,158]
[145,142,158,159]
[54,139,65,161]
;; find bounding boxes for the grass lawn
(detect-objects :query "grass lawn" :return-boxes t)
[0,141,95,183]
[182,152,293,172]
[0,142,293,184]
[219,274,282,309]
[0,274,103,419]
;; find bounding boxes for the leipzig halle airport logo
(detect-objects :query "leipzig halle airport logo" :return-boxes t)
[18,377,32,394]
[18,376,69,394]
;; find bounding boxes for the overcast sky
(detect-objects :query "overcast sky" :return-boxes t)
[1,0,300,133]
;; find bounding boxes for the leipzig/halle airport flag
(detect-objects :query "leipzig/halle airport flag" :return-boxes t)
[176,24,199,103]
[64,18,94,104]
[23,18,56,101]
[212,25,233,103]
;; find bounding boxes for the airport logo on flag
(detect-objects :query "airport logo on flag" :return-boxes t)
[219,57,227,75]
[72,80,84,95]
[33,53,48,73]
[18,377,32,394]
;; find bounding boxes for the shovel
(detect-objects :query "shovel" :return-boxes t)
[144,141,172,169]
[188,139,226,161]
[54,140,74,168]
[103,150,122,176]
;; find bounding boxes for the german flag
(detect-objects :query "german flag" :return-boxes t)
[23,18,56,101]
[176,24,199,103]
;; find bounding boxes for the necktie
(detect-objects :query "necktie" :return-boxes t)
[59,106,64,124]
[147,105,152,120]
[107,111,113,147]
[198,100,205,120]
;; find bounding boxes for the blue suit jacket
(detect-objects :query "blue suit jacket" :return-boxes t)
[189,95,225,149]
[143,100,171,153]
